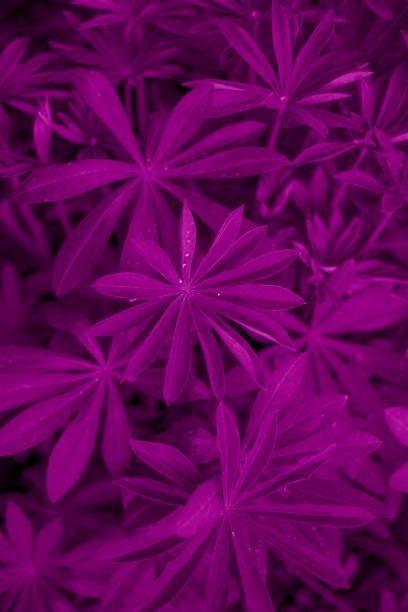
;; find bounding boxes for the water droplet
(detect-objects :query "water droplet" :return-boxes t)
[217,292,221,297]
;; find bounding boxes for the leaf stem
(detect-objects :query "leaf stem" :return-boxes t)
[332,146,367,209]
[136,78,147,141]
[268,104,285,151]
[359,210,394,258]
[124,79,134,130]
[256,105,286,220]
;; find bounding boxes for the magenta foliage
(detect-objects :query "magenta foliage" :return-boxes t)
[0,1,408,611]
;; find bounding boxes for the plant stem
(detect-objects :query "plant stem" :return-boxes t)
[136,77,147,141]
[268,104,285,150]
[56,200,72,235]
[332,146,367,209]
[124,79,134,129]
[360,210,394,258]
[256,105,286,220]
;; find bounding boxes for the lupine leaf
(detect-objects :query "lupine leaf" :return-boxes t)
[74,69,143,164]
[217,19,278,89]
[385,406,408,447]
[130,439,201,489]
[52,182,138,295]
[230,518,276,612]
[13,160,139,205]
[163,299,192,405]
[216,401,240,503]
[0,383,94,456]
[46,381,105,502]
[154,87,212,164]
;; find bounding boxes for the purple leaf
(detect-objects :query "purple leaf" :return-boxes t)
[193,206,243,282]
[234,409,278,499]
[240,448,333,504]
[137,522,216,612]
[204,519,230,612]
[243,515,349,588]
[46,382,105,502]
[207,308,265,387]
[91,297,172,336]
[116,477,188,505]
[230,518,276,612]
[0,383,94,456]
[130,439,201,489]
[335,170,385,193]
[385,406,408,447]
[13,160,139,205]
[130,237,181,285]
[102,378,132,477]
[180,201,196,283]
[245,354,307,447]
[294,141,357,166]
[74,70,143,164]
[168,147,290,178]
[390,461,408,492]
[198,249,298,286]
[202,283,305,310]
[5,502,34,560]
[163,298,192,405]
[199,294,294,348]
[34,518,64,561]
[0,372,91,411]
[93,272,177,300]
[291,11,333,89]
[317,288,408,334]
[53,182,137,296]
[124,298,182,379]
[170,121,266,168]
[240,503,374,527]
[189,301,225,400]
[216,402,240,503]
[271,0,293,91]
[154,87,213,164]
[217,19,278,90]
[175,478,223,538]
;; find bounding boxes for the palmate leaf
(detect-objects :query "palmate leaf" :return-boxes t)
[187,9,369,131]
[93,205,301,401]
[12,70,277,296]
